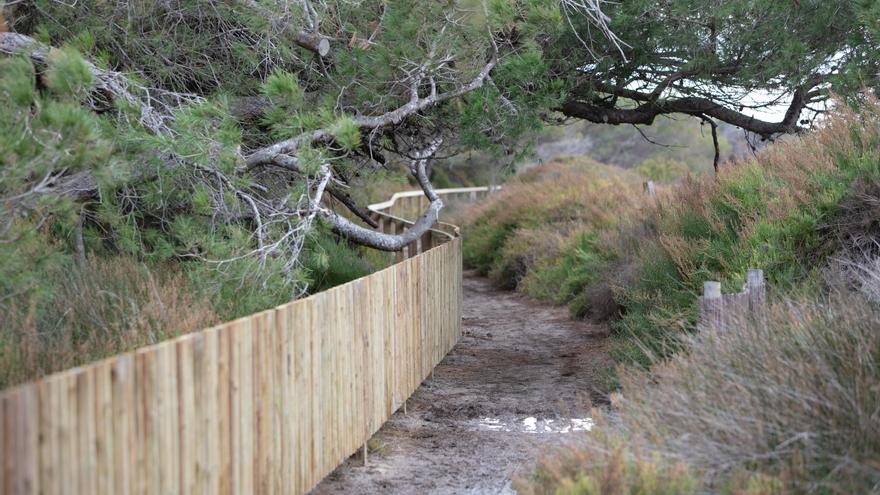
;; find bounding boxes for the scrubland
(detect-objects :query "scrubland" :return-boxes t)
[465,101,880,493]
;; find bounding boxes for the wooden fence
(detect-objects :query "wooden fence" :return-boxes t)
[368,186,500,228]
[0,187,495,495]
[699,268,767,331]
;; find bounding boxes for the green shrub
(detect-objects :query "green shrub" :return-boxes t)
[0,50,382,385]
[520,231,610,317]
[303,235,375,293]
[8,1,304,94]
[463,100,880,369]
[462,156,644,291]
[611,101,880,364]
[634,158,690,183]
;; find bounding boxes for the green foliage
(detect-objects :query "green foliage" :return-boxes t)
[612,120,875,364]
[634,158,691,183]
[302,235,374,294]
[458,42,563,162]
[331,117,361,153]
[520,232,609,317]
[462,156,643,307]
[465,104,880,368]
[45,47,94,98]
[0,39,386,382]
[261,70,304,105]
[9,2,303,94]
[0,55,112,211]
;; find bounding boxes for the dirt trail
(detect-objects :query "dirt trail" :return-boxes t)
[312,274,611,494]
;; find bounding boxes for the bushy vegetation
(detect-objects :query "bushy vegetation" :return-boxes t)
[0,225,373,389]
[612,101,880,364]
[465,101,880,363]
[518,291,880,494]
[462,157,644,309]
[466,102,880,493]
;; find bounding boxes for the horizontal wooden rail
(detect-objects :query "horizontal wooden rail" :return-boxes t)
[0,187,494,495]
[367,185,501,236]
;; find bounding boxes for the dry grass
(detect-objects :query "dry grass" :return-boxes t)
[462,156,647,307]
[0,256,218,388]
[518,423,703,495]
[620,294,880,491]
[478,100,880,493]
[520,287,880,494]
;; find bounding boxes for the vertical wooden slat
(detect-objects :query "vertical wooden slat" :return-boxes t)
[134,349,153,495]
[61,371,79,494]
[37,379,59,495]
[700,281,723,331]
[419,252,430,379]
[197,328,221,495]
[266,309,284,495]
[75,368,97,495]
[1,386,38,495]
[162,343,181,495]
[356,276,375,443]
[385,266,397,415]
[233,318,255,495]
[217,323,233,495]
[1,385,38,495]
[176,336,197,495]
[252,310,275,495]
[293,299,315,493]
[94,361,114,494]
[747,268,767,327]
[0,390,9,495]
[274,305,293,495]
[111,355,135,495]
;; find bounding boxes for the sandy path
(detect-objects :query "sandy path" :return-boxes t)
[311,274,611,494]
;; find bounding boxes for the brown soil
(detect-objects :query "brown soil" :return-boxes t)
[311,274,611,494]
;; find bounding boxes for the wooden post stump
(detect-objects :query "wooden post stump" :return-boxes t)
[746,269,765,312]
[701,281,723,331]
[746,268,766,327]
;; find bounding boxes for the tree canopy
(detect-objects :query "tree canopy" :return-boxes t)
[533,0,880,138]
[0,0,876,302]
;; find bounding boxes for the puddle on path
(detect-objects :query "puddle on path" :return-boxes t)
[475,416,594,434]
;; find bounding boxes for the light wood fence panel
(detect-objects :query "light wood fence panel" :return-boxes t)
[0,187,492,495]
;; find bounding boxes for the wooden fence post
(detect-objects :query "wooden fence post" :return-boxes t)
[419,231,432,254]
[746,268,766,327]
[700,281,723,331]
[390,221,405,263]
[644,180,656,196]
[746,269,765,312]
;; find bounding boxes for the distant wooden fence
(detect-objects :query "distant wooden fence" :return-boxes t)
[0,187,495,495]
[369,185,501,228]
[699,268,767,331]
